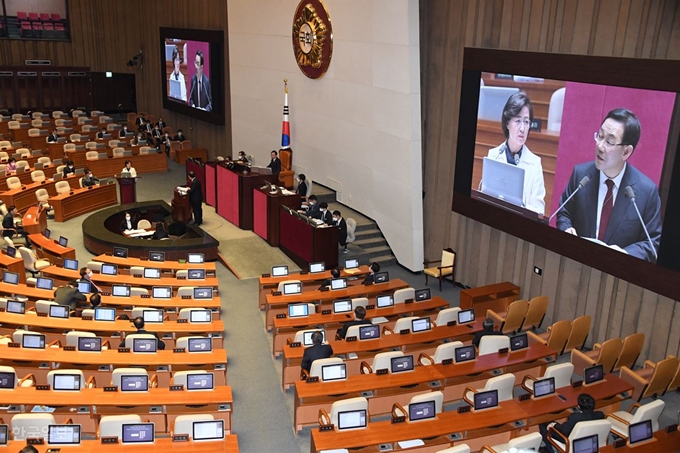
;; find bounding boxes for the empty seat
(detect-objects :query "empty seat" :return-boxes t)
[418,341,463,366]
[433,307,461,326]
[571,337,623,375]
[463,373,515,405]
[98,414,142,439]
[521,362,574,393]
[522,295,549,331]
[37,156,51,166]
[620,355,678,402]
[113,147,125,157]
[612,332,645,372]
[392,390,444,418]
[55,180,71,194]
[607,399,664,439]
[478,335,510,356]
[65,331,96,347]
[308,357,344,381]
[30,170,45,182]
[11,413,56,440]
[360,351,403,374]
[47,369,88,390]
[563,315,591,353]
[34,299,58,315]
[318,397,368,427]
[487,299,529,334]
[480,432,542,453]
[528,319,572,355]
[171,414,215,437]
[6,176,21,190]
[86,151,99,160]
[393,287,415,304]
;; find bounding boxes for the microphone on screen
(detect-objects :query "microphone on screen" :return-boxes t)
[548,175,591,222]
[624,186,658,261]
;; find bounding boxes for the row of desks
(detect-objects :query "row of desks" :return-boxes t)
[50,183,118,222]
[2,437,240,452]
[92,253,218,273]
[0,173,82,212]
[310,373,633,452]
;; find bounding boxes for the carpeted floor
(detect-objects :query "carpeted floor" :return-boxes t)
[219,235,299,279]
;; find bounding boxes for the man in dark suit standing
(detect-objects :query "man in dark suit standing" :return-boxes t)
[539,393,604,452]
[556,108,661,262]
[47,128,59,143]
[189,50,212,111]
[337,306,372,340]
[300,331,333,372]
[187,171,203,226]
[267,150,281,175]
[333,210,348,253]
[155,117,166,130]
[136,114,146,130]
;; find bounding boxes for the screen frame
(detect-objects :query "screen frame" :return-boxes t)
[584,364,605,385]
[47,424,81,445]
[358,324,380,340]
[188,337,212,352]
[149,251,165,262]
[192,419,224,442]
[321,363,347,382]
[336,409,367,431]
[390,355,414,373]
[453,48,680,301]
[121,422,155,444]
[408,400,437,422]
[473,389,499,411]
[628,419,653,445]
[120,375,149,392]
[159,27,225,125]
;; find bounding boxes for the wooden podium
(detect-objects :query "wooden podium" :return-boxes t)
[22,204,48,234]
[115,175,139,204]
[172,188,191,223]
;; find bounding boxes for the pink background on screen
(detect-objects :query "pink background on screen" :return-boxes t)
[550,82,675,225]
[185,40,211,105]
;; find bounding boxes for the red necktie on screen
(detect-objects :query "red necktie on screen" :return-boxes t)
[598,179,615,241]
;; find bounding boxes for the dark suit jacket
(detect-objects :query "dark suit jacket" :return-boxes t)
[81,175,98,187]
[63,166,76,178]
[300,343,333,372]
[296,181,308,197]
[173,134,186,142]
[552,410,605,439]
[307,203,321,218]
[337,319,372,340]
[119,328,166,350]
[472,329,504,348]
[136,117,145,127]
[47,133,59,143]
[189,178,202,205]
[556,162,661,262]
[96,132,105,139]
[267,158,281,175]
[54,286,86,309]
[156,121,166,130]
[337,218,347,245]
[119,129,129,138]
[320,209,333,226]
[362,273,375,285]
[120,219,138,232]
[190,73,212,111]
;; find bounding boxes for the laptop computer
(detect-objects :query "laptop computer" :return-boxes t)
[408,400,437,422]
[321,363,347,382]
[480,157,525,207]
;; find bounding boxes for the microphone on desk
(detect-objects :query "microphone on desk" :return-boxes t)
[548,175,590,222]
[624,186,658,261]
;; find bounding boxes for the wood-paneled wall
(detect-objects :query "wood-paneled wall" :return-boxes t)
[0,0,232,159]
[421,0,680,363]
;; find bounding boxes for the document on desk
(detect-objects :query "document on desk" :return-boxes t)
[397,439,424,448]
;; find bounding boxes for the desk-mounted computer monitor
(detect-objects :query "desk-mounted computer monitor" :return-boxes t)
[121,423,154,444]
[101,263,118,275]
[321,363,347,382]
[376,295,393,308]
[149,251,165,262]
[473,389,499,411]
[192,420,224,442]
[36,277,54,290]
[415,288,431,301]
[77,281,91,294]
[359,325,380,340]
[330,278,347,290]
[77,336,102,352]
[333,299,352,313]
[64,258,78,270]
[188,269,206,280]
[455,345,476,363]
[142,309,164,323]
[288,303,309,318]
[188,337,212,352]
[6,300,25,314]
[112,284,131,297]
[302,330,325,346]
[409,400,436,422]
[3,272,18,285]
[194,287,213,300]
[152,286,172,299]
[144,268,161,279]
[457,308,475,325]
[390,355,414,373]
[58,236,68,247]
[272,265,289,277]
[113,247,128,258]
[309,262,325,273]
[510,332,529,351]
[187,253,204,264]
[584,364,604,386]
[373,271,389,283]
[282,282,302,295]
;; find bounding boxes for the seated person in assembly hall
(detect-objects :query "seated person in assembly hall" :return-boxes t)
[152,221,168,240]
[173,129,186,142]
[81,168,99,187]
[337,306,372,340]
[472,317,504,348]
[300,331,333,373]
[76,293,101,317]
[5,157,17,174]
[118,124,130,139]
[63,160,76,178]
[120,211,138,232]
[78,267,101,293]
[539,393,604,453]
[96,127,107,139]
[318,268,341,290]
[2,205,29,245]
[362,262,380,285]
[54,280,87,311]
[120,317,166,350]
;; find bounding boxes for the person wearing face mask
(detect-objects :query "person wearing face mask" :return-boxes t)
[81,168,99,187]
[78,267,101,294]
[119,124,130,139]
[62,160,76,178]
[121,160,137,178]
[318,201,333,225]
[295,174,308,198]
[120,212,137,233]
[305,194,320,218]
[485,92,545,215]
[333,210,348,253]
[162,132,172,155]
[6,157,17,174]
[151,124,163,148]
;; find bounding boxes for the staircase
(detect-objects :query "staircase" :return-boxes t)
[313,184,397,268]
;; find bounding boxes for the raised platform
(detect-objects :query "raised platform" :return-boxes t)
[82,200,220,261]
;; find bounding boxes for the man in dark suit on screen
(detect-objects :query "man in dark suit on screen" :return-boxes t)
[189,50,212,111]
[556,108,661,262]
[187,171,203,226]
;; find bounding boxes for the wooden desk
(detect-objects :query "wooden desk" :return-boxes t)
[273,296,450,357]
[0,386,233,435]
[253,187,301,247]
[4,436,240,452]
[40,265,220,290]
[28,233,76,265]
[0,175,81,212]
[600,428,680,453]
[309,374,631,452]
[215,163,277,231]
[293,344,556,432]
[459,281,520,316]
[93,253,218,273]
[258,266,370,310]
[264,279,410,331]
[22,205,48,234]
[279,209,339,269]
[0,252,25,283]
[173,147,208,164]
[49,183,118,222]
[1,163,58,187]
[70,152,168,178]
[0,345,228,387]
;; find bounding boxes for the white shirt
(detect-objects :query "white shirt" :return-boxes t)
[596,163,626,239]
[122,167,137,178]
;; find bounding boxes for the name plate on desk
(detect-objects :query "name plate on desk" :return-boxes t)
[36,385,50,390]
[8,342,19,348]
[457,405,471,413]
[305,376,319,383]
[101,437,119,444]
[498,347,509,354]
[82,315,93,320]
[141,294,150,298]
[391,416,405,424]
[519,393,531,401]
[26,438,44,445]
[261,273,271,278]
[447,320,457,326]
[276,314,286,319]
[376,368,389,375]
[346,336,357,342]
[173,348,186,353]
[37,312,48,317]
[170,385,184,391]
[441,358,453,365]
[173,435,189,442]
[181,295,191,299]
[319,425,334,432]
[399,329,410,335]
[321,309,331,315]
[117,348,130,353]
[272,290,282,296]
[613,439,626,448]
[319,287,329,292]
[0,307,4,312]
[300,270,309,275]
[289,342,301,348]
[177,319,188,323]
[366,304,375,310]
[104,386,118,392]
[63,346,76,351]
[405,298,414,304]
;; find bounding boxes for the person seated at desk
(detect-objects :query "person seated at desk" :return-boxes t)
[318,268,341,290]
[337,306,372,340]
[75,292,101,317]
[267,150,281,175]
[303,194,320,217]
[472,317,504,348]
[118,124,130,139]
[54,280,87,311]
[130,132,146,147]
[81,168,99,187]
[47,128,59,143]
[300,331,333,373]
[121,160,137,178]
[96,127,107,139]
[173,129,186,142]
[5,157,17,174]
[333,210,348,254]
[63,160,76,178]
[155,117,166,130]
[143,119,153,138]
[120,212,137,233]
[539,393,604,453]
[152,222,168,240]
[151,124,163,148]
[78,267,101,294]
[317,202,333,225]
[237,150,249,164]
[2,205,29,244]
[296,174,308,198]
[120,316,166,350]
[136,114,146,130]
[362,263,380,285]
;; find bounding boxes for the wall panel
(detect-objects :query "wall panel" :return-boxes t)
[422,0,680,363]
